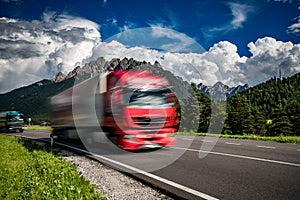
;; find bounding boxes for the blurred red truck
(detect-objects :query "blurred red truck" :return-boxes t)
[51,70,179,150]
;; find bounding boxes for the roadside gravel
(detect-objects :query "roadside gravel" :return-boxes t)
[58,150,173,200]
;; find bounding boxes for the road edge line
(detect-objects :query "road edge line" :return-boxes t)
[173,146,300,167]
[57,142,219,200]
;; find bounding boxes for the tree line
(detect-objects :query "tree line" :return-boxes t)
[187,73,300,136]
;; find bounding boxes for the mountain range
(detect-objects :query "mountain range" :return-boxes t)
[0,57,249,123]
[52,57,249,100]
[197,82,249,100]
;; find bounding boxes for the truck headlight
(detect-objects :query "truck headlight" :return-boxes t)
[124,134,135,141]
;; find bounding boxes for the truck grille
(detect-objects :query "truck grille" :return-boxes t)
[133,116,165,127]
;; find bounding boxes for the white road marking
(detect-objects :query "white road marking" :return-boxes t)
[225,142,241,146]
[256,145,276,149]
[54,142,219,200]
[181,138,193,141]
[172,146,300,167]
[12,134,213,199]
[9,133,299,199]
[201,140,214,143]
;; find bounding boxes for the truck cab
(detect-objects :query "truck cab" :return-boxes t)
[102,70,179,150]
[0,111,24,133]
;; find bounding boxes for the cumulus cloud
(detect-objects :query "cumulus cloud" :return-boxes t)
[242,37,300,85]
[0,13,299,94]
[89,35,299,87]
[0,12,101,93]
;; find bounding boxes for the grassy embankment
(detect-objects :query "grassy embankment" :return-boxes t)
[177,132,300,144]
[0,134,105,199]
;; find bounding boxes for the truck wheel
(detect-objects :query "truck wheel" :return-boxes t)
[116,134,124,148]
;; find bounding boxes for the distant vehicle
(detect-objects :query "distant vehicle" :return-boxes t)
[40,121,51,126]
[0,111,25,133]
[51,70,179,150]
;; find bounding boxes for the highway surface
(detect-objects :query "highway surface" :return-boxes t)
[8,130,300,200]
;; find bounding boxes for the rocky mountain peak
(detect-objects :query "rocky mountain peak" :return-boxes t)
[197,82,249,100]
[53,72,66,83]
[51,57,249,99]
[52,57,158,83]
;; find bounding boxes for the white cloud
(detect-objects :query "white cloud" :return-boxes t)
[102,0,108,6]
[242,37,300,85]
[273,0,293,3]
[273,0,300,35]
[87,37,246,87]
[163,7,180,29]
[229,2,253,29]
[150,25,203,53]
[112,18,117,24]
[1,0,23,5]
[287,16,300,35]
[119,21,137,33]
[0,12,101,93]
[202,2,254,40]
[0,14,299,94]
[105,26,205,53]
[91,35,299,87]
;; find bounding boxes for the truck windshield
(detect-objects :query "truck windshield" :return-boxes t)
[128,90,174,108]
[9,114,24,122]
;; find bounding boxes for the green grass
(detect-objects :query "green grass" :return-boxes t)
[25,125,53,131]
[176,132,300,144]
[0,134,105,200]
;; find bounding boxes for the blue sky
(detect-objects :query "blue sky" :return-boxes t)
[1,0,299,55]
[0,0,300,93]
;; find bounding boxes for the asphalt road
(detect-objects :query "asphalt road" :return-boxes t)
[8,130,300,200]
[153,136,300,200]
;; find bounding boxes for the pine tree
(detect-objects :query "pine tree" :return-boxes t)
[270,108,293,136]
[251,107,266,136]
[179,84,201,132]
[240,95,254,134]
[286,100,300,135]
[225,95,241,135]
[225,94,253,135]
[197,92,211,133]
